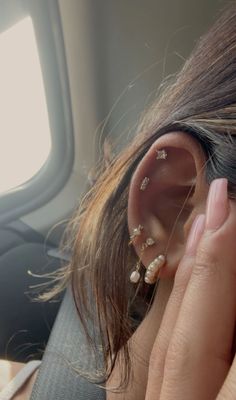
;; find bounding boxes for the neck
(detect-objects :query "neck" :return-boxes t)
[106,277,174,399]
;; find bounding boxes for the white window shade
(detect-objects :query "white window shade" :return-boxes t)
[0,16,52,195]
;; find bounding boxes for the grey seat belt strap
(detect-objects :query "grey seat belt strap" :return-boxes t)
[30,288,106,399]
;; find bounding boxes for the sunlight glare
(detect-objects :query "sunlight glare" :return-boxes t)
[0,17,52,195]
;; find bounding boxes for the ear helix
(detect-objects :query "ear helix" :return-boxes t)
[129,148,167,284]
[139,149,168,192]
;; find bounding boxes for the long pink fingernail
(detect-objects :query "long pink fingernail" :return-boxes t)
[185,214,205,256]
[205,178,229,230]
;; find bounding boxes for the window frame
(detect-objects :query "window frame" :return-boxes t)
[0,0,74,226]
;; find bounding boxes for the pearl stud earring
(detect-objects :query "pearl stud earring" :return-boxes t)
[144,255,166,284]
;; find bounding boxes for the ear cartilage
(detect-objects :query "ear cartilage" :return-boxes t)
[128,225,144,246]
[156,149,167,160]
[144,255,166,284]
[140,177,150,191]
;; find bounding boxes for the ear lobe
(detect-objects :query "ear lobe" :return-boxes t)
[127,132,208,279]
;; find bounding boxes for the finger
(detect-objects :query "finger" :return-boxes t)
[145,214,205,400]
[160,178,236,400]
[217,351,236,400]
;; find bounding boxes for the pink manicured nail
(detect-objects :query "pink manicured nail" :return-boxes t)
[205,178,229,230]
[185,214,205,256]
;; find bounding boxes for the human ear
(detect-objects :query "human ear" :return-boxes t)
[127,132,209,280]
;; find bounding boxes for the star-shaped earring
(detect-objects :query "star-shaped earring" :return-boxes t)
[156,149,167,160]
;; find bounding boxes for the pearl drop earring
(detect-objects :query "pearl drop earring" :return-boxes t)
[129,236,155,284]
[130,259,142,283]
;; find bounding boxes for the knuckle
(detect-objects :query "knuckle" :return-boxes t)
[174,258,191,289]
[149,348,160,370]
[192,244,220,279]
[173,272,189,293]
[149,353,164,380]
[149,331,168,370]
[165,328,191,374]
[172,262,187,289]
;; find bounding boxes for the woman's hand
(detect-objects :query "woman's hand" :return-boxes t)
[146,178,236,399]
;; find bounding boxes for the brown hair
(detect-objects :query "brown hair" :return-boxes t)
[44,1,236,388]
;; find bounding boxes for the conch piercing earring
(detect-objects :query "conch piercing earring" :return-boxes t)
[128,225,144,246]
[144,255,166,284]
[140,177,150,191]
[141,237,155,251]
[129,237,155,283]
[156,149,167,160]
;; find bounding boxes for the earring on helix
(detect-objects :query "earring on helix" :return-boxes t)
[130,148,167,284]
[156,149,167,160]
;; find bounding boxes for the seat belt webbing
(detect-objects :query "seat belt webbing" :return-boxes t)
[30,288,106,399]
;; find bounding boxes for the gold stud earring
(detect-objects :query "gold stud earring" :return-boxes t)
[144,255,166,284]
[140,177,150,191]
[156,149,167,160]
[128,225,144,246]
[141,237,155,251]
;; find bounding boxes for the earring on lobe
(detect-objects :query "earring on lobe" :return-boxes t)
[144,255,166,284]
[129,258,142,284]
[129,235,155,283]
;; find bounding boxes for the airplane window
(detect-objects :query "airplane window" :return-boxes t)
[0,16,52,195]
